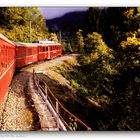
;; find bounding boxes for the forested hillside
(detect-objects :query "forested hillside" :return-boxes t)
[60,7,140,130]
[46,11,87,53]
[47,11,87,33]
[0,7,48,42]
[0,7,140,130]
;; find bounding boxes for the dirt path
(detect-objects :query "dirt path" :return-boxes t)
[0,54,79,131]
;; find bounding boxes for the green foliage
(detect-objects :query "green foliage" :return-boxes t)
[76,29,84,53]
[43,7,140,130]
[120,34,140,67]
[62,42,73,53]
[79,32,117,98]
[80,7,140,130]
[84,32,113,55]
[0,7,48,42]
[48,32,58,42]
[58,7,140,130]
[67,43,73,52]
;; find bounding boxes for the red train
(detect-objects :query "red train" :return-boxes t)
[0,34,62,102]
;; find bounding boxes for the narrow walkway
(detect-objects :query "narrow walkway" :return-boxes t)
[29,75,58,131]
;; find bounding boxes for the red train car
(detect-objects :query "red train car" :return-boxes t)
[0,34,16,102]
[15,41,62,67]
[38,44,49,61]
[49,42,62,59]
[15,42,38,68]
[0,34,62,103]
[37,41,62,60]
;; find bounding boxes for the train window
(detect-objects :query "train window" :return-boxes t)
[41,47,45,52]
[43,47,46,52]
[23,48,26,56]
[0,47,3,74]
[34,48,37,54]
[42,47,44,52]
[7,47,10,65]
[40,47,43,52]
[28,48,32,55]
[46,47,48,51]
[1,62,4,73]
[4,45,8,68]
[2,46,6,71]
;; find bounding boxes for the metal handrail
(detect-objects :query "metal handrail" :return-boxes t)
[33,69,92,131]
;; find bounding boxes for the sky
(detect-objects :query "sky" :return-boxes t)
[38,7,88,19]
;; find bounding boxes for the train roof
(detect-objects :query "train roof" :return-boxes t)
[0,33,15,45]
[0,34,61,47]
[14,42,38,47]
[14,41,61,47]
[34,40,61,45]
[37,42,61,46]
[34,39,58,43]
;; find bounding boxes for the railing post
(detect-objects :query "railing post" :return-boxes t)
[56,101,59,129]
[33,69,34,80]
[45,86,47,99]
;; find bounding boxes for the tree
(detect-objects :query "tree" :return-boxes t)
[70,7,140,130]
[0,7,48,42]
[49,33,58,42]
[83,7,103,35]
[76,29,84,53]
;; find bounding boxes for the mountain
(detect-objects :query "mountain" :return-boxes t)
[46,11,87,34]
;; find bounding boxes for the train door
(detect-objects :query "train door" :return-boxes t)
[28,47,32,64]
[2,45,7,73]
[47,45,50,59]
[37,45,39,61]
[45,46,48,59]
[39,46,42,60]
[23,47,26,66]
[0,46,7,74]
[33,47,38,62]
